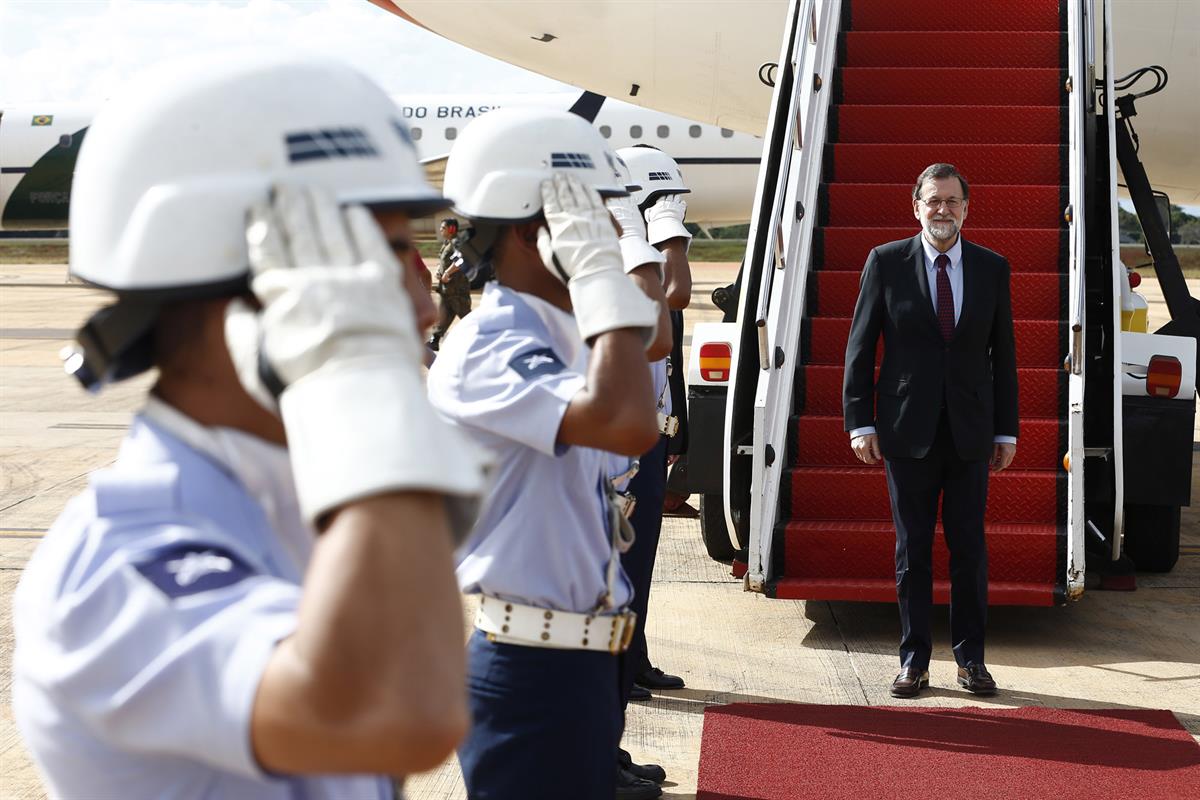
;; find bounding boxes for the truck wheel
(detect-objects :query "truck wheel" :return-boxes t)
[700,494,738,562]
[1123,503,1181,572]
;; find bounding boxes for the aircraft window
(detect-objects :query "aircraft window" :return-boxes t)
[720,127,734,138]
[689,125,702,138]
[657,125,669,138]
[58,134,73,148]
[630,124,642,138]
[599,125,612,138]
[446,127,458,140]
[411,127,423,141]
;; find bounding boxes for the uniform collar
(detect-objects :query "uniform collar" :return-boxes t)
[487,282,587,369]
[141,396,313,564]
[921,233,963,271]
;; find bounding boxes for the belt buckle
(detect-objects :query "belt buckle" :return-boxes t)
[609,612,637,654]
[615,491,637,519]
[657,412,679,438]
[620,612,636,652]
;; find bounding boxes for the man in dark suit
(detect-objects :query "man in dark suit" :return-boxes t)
[842,163,1018,698]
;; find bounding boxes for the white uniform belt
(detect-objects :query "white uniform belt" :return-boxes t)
[657,411,679,438]
[476,595,636,654]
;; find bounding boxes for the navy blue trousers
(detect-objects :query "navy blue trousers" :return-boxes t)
[458,631,621,799]
[619,435,669,709]
[883,415,990,672]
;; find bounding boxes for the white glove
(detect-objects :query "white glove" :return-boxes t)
[536,172,659,346]
[225,184,486,536]
[605,193,666,278]
[644,193,693,247]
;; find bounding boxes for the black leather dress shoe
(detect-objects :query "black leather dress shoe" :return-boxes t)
[618,747,666,784]
[637,666,685,690]
[957,664,997,695]
[616,764,662,799]
[889,667,929,698]
[629,683,652,701]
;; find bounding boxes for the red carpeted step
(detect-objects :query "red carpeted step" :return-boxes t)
[842,31,1063,69]
[791,415,1062,470]
[847,0,1064,33]
[840,68,1064,106]
[797,365,1063,418]
[826,184,1065,228]
[787,467,1060,522]
[812,271,1063,319]
[770,577,1056,604]
[820,227,1064,273]
[796,364,857,415]
[769,0,1069,608]
[808,317,1063,367]
[830,144,1064,185]
[781,520,1058,583]
[834,105,1064,144]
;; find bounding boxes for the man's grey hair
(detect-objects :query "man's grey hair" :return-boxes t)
[912,163,970,201]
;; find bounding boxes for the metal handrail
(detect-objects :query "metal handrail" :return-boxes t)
[742,0,842,591]
[752,7,803,371]
[1064,0,1091,598]
[1102,0,1125,561]
[1069,0,1093,376]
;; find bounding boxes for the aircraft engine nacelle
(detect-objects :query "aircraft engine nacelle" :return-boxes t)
[0,105,93,232]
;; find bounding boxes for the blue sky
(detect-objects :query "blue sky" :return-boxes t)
[0,0,569,104]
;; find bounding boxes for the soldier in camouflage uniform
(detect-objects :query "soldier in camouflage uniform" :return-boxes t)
[429,217,472,351]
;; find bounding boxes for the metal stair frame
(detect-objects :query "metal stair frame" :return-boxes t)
[733,0,1099,597]
[1101,0,1126,561]
[732,0,843,593]
[1064,0,1097,598]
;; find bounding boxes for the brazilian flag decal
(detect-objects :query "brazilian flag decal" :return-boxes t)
[31,115,53,126]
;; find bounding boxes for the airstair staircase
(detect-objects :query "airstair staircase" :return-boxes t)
[733,0,1087,606]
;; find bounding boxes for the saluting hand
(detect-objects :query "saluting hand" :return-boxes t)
[991,442,1016,472]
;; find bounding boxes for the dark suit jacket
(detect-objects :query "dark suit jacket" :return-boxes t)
[842,234,1019,461]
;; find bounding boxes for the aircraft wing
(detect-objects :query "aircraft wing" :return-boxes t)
[373,0,1199,203]
[371,0,785,136]
[421,154,448,194]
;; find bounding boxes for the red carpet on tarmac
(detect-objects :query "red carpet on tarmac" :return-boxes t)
[697,704,1200,800]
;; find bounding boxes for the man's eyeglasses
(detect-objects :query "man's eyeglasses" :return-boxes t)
[919,197,964,210]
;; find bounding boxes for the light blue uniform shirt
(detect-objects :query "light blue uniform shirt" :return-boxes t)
[12,400,391,800]
[428,283,634,614]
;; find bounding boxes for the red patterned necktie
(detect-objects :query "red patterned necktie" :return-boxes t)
[935,253,954,340]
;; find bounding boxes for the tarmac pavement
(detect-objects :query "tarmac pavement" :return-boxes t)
[1,262,1196,799]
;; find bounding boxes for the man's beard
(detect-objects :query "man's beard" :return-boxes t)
[924,217,959,242]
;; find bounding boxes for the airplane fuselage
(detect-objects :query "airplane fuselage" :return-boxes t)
[0,94,762,233]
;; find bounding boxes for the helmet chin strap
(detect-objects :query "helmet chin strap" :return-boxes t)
[458,221,503,282]
[65,274,251,392]
[66,301,163,391]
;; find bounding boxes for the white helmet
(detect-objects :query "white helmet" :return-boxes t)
[65,50,448,389]
[71,50,447,294]
[611,152,643,196]
[443,108,627,223]
[616,145,690,209]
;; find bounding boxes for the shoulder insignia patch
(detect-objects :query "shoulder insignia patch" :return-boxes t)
[133,543,258,599]
[509,347,566,380]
